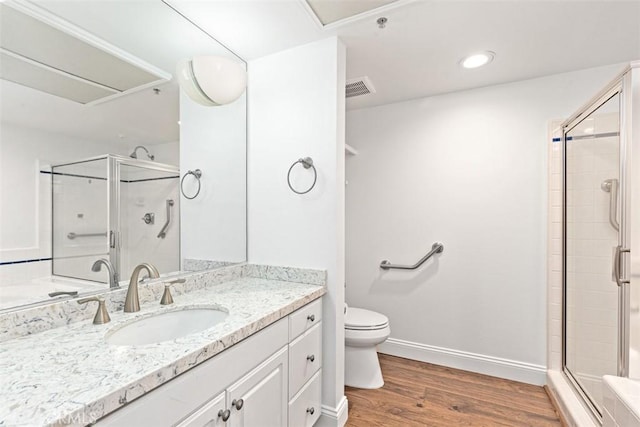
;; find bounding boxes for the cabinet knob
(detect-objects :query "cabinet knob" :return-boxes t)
[307,354,315,362]
[307,314,315,322]
[232,398,244,410]
[218,409,231,421]
[306,407,315,415]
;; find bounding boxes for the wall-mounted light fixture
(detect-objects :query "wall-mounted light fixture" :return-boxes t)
[176,56,247,106]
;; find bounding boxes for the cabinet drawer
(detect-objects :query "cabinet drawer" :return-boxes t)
[289,299,322,340]
[289,322,321,398]
[288,370,321,427]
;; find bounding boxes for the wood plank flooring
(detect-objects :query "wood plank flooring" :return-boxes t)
[345,354,562,427]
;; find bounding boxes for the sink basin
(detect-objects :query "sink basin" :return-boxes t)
[106,308,228,346]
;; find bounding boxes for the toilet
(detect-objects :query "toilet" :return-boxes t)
[344,306,391,389]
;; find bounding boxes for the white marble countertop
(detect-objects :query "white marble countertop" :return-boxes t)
[0,277,325,426]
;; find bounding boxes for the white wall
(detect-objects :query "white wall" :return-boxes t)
[179,90,246,265]
[247,37,346,425]
[345,63,626,385]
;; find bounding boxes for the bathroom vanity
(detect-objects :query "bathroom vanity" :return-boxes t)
[98,299,323,427]
[0,264,325,426]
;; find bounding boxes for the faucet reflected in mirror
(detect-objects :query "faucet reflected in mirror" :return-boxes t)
[91,259,119,288]
[125,263,160,313]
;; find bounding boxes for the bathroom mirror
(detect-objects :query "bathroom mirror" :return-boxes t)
[0,1,247,311]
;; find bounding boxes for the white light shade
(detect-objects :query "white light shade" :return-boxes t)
[176,56,247,106]
[461,51,495,69]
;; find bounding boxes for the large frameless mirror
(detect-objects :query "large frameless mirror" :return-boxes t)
[0,1,246,311]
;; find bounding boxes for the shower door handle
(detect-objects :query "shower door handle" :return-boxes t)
[612,245,630,286]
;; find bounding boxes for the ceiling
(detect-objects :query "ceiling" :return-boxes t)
[168,0,640,110]
[0,0,237,146]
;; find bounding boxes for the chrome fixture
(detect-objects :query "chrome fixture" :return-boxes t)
[180,169,202,200]
[380,242,444,270]
[77,296,111,324]
[613,246,630,287]
[125,263,160,312]
[157,199,174,239]
[67,231,107,239]
[129,145,155,161]
[287,157,317,195]
[91,258,119,288]
[601,178,620,231]
[160,278,185,305]
[142,213,155,224]
[48,291,78,298]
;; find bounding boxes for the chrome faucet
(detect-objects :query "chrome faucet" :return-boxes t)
[91,259,119,288]
[124,263,160,312]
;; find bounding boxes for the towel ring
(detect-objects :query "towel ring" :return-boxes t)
[181,169,202,200]
[287,157,317,195]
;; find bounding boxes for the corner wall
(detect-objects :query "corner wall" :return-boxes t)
[247,37,347,425]
[345,63,625,385]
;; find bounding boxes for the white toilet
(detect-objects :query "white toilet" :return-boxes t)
[344,305,391,389]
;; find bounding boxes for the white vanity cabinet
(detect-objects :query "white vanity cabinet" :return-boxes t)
[96,299,322,427]
[178,347,288,427]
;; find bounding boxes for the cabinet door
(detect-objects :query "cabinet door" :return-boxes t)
[176,391,226,427]
[227,347,288,427]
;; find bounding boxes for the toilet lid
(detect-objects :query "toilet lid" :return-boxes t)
[345,307,389,330]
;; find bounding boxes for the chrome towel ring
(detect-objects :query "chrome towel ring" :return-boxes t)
[287,157,317,194]
[181,169,202,200]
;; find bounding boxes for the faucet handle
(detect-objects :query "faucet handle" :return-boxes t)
[160,279,186,305]
[78,296,111,324]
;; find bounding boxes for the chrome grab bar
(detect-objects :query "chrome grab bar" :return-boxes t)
[157,199,174,239]
[67,232,108,240]
[601,179,619,231]
[380,242,444,270]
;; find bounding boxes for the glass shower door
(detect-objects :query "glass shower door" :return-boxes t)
[52,157,110,283]
[563,92,622,416]
[116,159,180,277]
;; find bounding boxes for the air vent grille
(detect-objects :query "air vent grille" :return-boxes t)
[346,76,376,98]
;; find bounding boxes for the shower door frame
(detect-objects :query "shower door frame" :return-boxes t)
[560,70,632,421]
[52,154,180,284]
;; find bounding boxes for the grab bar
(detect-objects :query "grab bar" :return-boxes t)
[380,242,444,270]
[601,178,619,231]
[157,199,174,239]
[67,232,108,240]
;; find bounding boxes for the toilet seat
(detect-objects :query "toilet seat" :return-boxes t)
[345,307,389,331]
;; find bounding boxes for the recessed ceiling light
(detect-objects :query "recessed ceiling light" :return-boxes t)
[460,51,495,69]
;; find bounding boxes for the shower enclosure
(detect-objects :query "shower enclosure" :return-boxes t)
[561,65,638,421]
[52,154,180,286]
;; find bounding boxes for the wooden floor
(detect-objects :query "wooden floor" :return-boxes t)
[345,354,562,427]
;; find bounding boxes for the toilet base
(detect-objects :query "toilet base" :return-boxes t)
[345,344,384,389]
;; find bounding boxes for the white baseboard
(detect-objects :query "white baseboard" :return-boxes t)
[378,338,546,386]
[316,396,348,427]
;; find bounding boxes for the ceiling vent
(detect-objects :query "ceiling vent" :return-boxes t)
[346,76,376,98]
[0,3,171,105]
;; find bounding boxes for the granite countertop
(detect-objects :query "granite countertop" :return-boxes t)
[0,275,325,426]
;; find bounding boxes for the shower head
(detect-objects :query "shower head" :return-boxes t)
[129,145,154,161]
